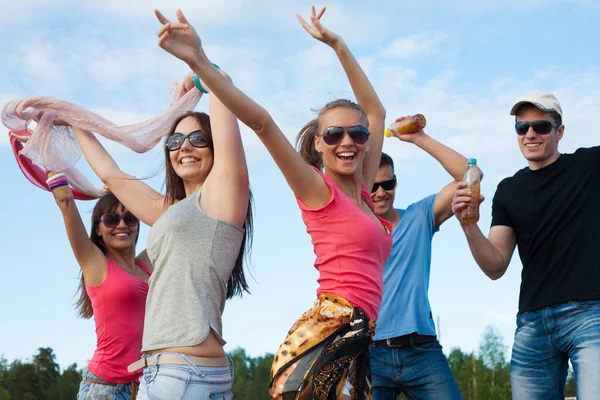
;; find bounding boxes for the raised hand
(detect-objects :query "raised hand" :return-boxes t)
[155,9,205,67]
[296,6,341,48]
[452,182,485,222]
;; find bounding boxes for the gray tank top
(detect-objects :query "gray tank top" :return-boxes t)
[142,189,244,351]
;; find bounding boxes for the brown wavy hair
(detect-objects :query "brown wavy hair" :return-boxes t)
[75,193,140,319]
[163,111,253,298]
[295,99,368,170]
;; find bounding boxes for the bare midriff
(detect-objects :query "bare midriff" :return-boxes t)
[149,330,225,358]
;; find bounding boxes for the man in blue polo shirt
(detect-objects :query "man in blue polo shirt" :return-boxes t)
[370,123,481,399]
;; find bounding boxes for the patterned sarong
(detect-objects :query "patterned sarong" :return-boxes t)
[269,294,375,399]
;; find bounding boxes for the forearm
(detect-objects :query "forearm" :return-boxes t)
[72,127,127,183]
[462,224,508,280]
[189,54,273,135]
[333,40,385,119]
[413,134,469,181]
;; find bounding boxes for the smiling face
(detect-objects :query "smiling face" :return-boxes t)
[96,203,139,252]
[167,115,214,191]
[516,105,564,170]
[371,164,396,217]
[314,107,370,176]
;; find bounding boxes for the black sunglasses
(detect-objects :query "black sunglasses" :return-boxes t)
[372,176,397,193]
[166,130,209,151]
[319,125,370,146]
[515,120,560,135]
[100,211,139,228]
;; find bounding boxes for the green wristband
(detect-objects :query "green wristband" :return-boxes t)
[192,64,220,94]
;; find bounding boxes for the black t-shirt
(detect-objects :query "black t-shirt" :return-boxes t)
[492,146,600,313]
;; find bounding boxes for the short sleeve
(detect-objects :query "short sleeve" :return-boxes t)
[412,194,438,235]
[491,180,514,228]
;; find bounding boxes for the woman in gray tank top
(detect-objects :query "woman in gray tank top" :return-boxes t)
[68,46,253,400]
[155,7,388,400]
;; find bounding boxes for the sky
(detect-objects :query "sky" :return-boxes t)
[1,0,599,371]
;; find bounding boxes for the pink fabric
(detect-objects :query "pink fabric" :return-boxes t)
[2,80,202,193]
[296,168,393,320]
[86,259,152,383]
[9,130,101,200]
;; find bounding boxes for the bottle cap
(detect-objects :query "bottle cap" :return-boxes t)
[468,158,477,164]
[384,128,392,138]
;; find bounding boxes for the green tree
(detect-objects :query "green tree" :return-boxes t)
[6,360,40,400]
[229,347,274,399]
[477,326,510,399]
[33,347,60,396]
[0,387,10,400]
[53,363,81,400]
[230,348,252,397]
[565,369,576,397]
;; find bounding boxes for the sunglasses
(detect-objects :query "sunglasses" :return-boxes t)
[515,120,560,135]
[166,130,209,151]
[100,211,139,228]
[372,176,397,193]
[319,125,370,146]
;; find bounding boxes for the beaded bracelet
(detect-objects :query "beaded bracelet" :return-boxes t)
[46,172,66,184]
[192,63,221,94]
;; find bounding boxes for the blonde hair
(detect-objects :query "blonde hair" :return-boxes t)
[295,99,368,170]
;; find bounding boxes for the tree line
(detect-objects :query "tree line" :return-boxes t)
[1,326,575,399]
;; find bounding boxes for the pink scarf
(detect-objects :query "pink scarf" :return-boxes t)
[3,81,202,199]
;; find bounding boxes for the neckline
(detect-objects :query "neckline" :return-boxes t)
[109,259,150,284]
[343,184,391,236]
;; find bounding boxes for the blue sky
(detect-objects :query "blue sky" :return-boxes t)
[1,0,599,370]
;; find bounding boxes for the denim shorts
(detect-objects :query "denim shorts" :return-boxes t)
[137,353,234,400]
[77,368,135,400]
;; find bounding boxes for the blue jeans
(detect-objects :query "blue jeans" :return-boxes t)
[370,339,461,399]
[77,368,134,400]
[511,300,600,399]
[137,353,233,400]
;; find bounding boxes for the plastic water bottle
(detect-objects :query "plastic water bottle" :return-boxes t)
[384,114,427,137]
[460,158,480,224]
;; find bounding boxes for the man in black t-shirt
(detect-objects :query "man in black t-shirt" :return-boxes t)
[451,91,600,399]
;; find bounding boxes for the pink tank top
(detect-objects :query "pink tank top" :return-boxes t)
[296,168,393,320]
[86,258,151,383]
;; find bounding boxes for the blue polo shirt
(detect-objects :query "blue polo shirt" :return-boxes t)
[373,194,439,340]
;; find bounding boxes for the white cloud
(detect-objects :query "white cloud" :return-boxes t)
[379,32,448,60]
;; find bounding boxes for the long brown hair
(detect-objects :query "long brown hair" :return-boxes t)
[295,99,368,170]
[75,193,140,319]
[163,111,253,299]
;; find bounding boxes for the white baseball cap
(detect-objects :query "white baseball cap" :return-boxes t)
[510,91,563,118]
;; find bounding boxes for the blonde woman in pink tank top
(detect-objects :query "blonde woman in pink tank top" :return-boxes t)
[154,6,392,399]
[34,166,152,399]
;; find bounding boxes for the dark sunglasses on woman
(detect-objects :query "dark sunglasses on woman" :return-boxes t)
[319,125,370,146]
[100,211,139,228]
[165,130,209,151]
[515,120,560,135]
[372,176,397,193]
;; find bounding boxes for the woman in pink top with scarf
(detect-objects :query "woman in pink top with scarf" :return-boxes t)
[15,156,153,399]
[155,6,391,399]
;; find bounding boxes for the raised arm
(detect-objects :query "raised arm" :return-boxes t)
[297,6,386,190]
[72,127,166,226]
[154,9,328,208]
[452,183,516,280]
[198,71,249,228]
[390,122,483,227]
[46,171,107,285]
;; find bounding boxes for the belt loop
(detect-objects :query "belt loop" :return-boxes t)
[386,339,392,347]
[409,334,415,347]
[176,353,205,378]
[227,354,235,381]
